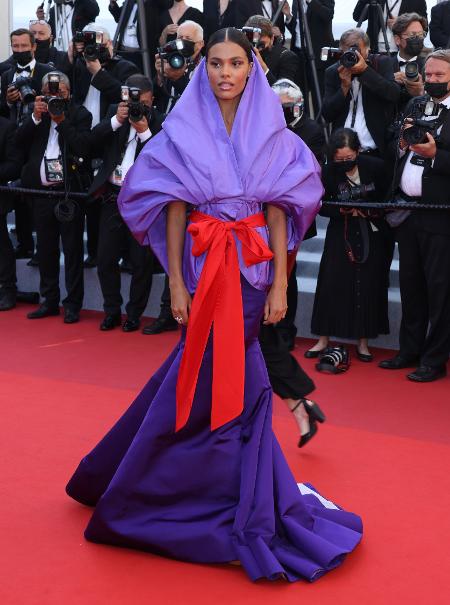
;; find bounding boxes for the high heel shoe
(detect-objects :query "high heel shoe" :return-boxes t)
[291,398,326,448]
[356,346,373,362]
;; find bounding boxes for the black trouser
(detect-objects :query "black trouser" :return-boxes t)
[34,195,84,311]
[396,216,450,368]
[14,194,34,252]
[97,199,154,318]
[157,274,172,319]
[0,212,16,292]
[259,324,315,400]
[85,198,101,258]
[272,269,298,350]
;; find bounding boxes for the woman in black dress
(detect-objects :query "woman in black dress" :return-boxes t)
[307,128,392,361]
[159,0,204,45]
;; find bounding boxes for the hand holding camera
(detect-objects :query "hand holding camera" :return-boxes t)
[116,101,129,125]
[349,50,368,75]
[6,85,21,104]
[33,95,48,121]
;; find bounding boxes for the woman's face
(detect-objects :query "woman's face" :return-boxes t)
[334,146,358,162]
[206,41,252,102]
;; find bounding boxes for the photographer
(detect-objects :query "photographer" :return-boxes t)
[379,50,450,382]
[353,0,427,54]
[391,12,429,115]
[154,20,204,114]
[322,28,400,158]
[244,15,301,87]
[88,74,163,332]
[307,127,391,361]
[15,72,92,324]
[36,1,100,50]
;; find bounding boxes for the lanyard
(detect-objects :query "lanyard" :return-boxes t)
[350,82,361,129]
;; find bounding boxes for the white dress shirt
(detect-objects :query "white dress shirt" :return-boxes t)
[83,84,101,127]
[54,4,75,51]
[400,95,450,197]
[344,79,377,150]
[39,121,63,187]
[378,1,401,53]
[109,116,152,185]
[122,4,139,49]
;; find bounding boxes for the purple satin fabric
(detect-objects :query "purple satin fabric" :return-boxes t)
[66,278,363,582]
[118,56,323,292]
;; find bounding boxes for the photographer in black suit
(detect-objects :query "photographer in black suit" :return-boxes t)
[430,0,450,50]
[0,29,53,260]
[36,0,100,49]
[16,71,92,324]
[379,50,450,382]
[322,28,400,157]
[353,0,427,54]
[245,15,301,87]
[0,118,29,311]
[88,74,163,332]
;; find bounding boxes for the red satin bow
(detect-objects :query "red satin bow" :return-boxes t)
[175,211,274,432]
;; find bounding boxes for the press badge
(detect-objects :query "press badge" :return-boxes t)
[111,165,123,186]
[410,154,429,167]
[44,157,64,183]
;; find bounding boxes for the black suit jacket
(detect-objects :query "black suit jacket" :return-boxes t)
[292,115,325,162]
[16,104,92,191]
[430,1,450,49]
[288,0,334,67]
[0,62,53,124]
[322,57,400,153]
[71,56,139,121]
[88,103,163,195]
[392,96,450,234]
[0,117,24,213]
[353,0,427,53]
[49,0,100,38]
[203,0,264,42]
[263,45,301,87]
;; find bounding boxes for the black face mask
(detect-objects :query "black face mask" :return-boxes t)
[333,159,357,175]
[405,37,424,57]
[13,50,33,66]
[35,39,51,61]
[424,81,450,99]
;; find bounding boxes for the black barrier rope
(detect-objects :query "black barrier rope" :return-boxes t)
[0,184,449,209]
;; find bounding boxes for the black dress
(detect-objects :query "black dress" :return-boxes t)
[159,7,205,42]
[311,154,392,339]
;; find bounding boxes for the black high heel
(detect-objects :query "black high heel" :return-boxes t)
[291,398,326,448]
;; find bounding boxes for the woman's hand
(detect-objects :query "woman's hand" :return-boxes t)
[170,280,192,326]
[263,283,287,325]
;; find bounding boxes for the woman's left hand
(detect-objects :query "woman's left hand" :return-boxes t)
[263,284,287,325]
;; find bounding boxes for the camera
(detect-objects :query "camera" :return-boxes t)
[404,61,419,82]
[74,30,104,61]
[321,46,360,69]
[157,39,195,70]
[402,100,442,145]
[43,73,68,117]
[337,182,376,202]
[13,77,35,104]
[121,86,147,122]
[242,26,265,50]
[316,346,350,374]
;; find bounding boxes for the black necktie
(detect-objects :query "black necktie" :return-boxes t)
[398,61,408,67]
[16,66,31,74]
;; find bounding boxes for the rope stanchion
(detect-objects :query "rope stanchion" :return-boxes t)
[322,200,450,210]
[0,184,89,199]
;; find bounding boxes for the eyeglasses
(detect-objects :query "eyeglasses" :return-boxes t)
[401,32,426,40]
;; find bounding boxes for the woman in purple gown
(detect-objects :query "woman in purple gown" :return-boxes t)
[66,28,363,582]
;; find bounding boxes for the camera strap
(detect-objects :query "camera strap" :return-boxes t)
[349,82,361,129]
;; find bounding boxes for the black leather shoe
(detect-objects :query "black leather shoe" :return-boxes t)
[142,316,178,335]
[83,255,97,268]
[14,246,33,259]
[356,347,373,362]
[27,303,60,319]
[379,355,419,370]
[16,291,40,304]
[304,348,325,359]
[100,313,121,331]
[0,292,16,311]
[122,318,140,332]
[64,309,79,324]
[407,365,447,383]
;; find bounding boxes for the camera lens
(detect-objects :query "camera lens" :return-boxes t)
[168,53,185,70]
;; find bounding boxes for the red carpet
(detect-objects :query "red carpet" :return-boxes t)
[1,307,449,605]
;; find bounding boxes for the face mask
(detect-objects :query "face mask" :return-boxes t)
[405,36,424,57]
[333,159,357,174]
[35,39,51,60]
[424,81,450,99]
[13,50,33,66]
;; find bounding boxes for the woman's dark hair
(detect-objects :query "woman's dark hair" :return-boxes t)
[327,128,361,160]
[205,28,253,63]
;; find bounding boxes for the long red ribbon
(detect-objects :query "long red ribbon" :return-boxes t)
[175,211,274,432]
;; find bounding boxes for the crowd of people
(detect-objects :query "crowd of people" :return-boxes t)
[0,1,449,385]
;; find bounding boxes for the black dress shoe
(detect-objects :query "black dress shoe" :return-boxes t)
[14,246,33,259]
[0,292,16,311]
[142,316,178,335]
[304,348,325,359]
[64,309,79,324]
[27,304,60,319]
[16,291,40,305]
[407,365,447,383]
[122,318,140,332]
[356,347,373,362]
[100,313,121,331]
[83,255,97,268]
[379,354,419,370]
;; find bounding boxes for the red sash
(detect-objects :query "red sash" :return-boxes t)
[175,211,274,431]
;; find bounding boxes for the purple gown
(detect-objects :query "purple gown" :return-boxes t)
[66,57,363,582]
